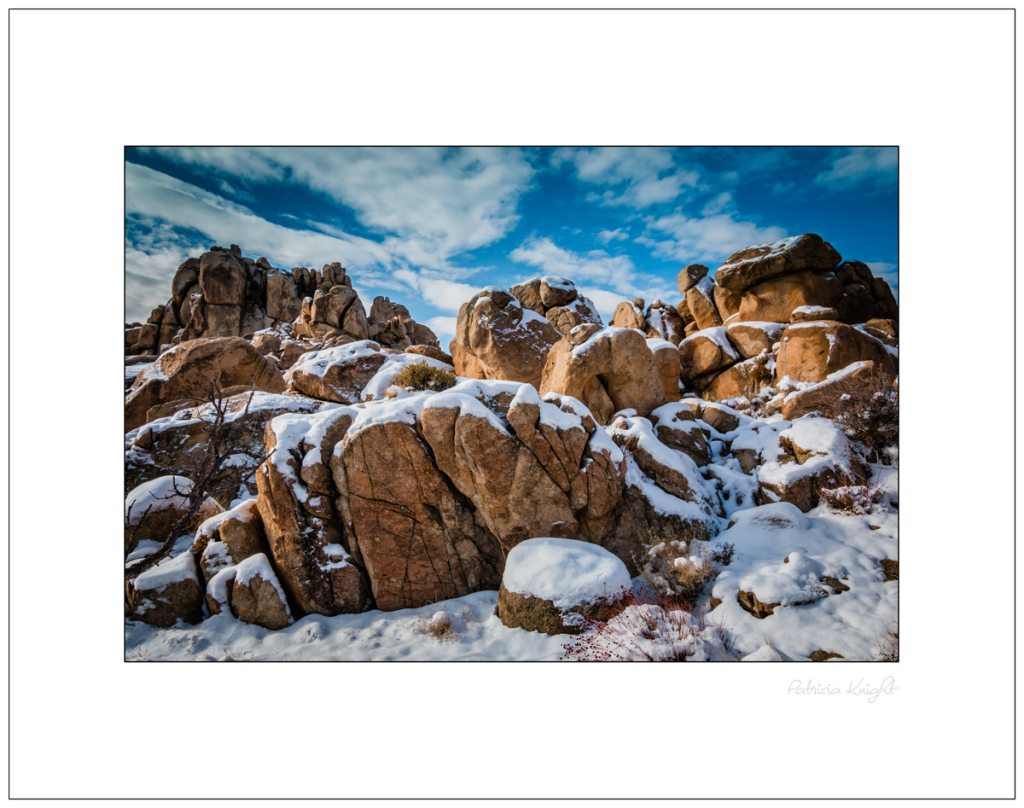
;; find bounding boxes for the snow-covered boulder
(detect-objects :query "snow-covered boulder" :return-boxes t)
[540,325,666,425]
[195,499,268,582]
[777,321,896,384]
[284,341,388,403]
[124,476,223,555]
[680,326,740,381]
[450,287,561,390]
[124,337,287,431]
[685,276,723,330]
[497,537,630,635]
[649,401,710,467]
[229,553,294,630]
[129,552,205,627]
[757,417,866,512]
[715,234,841,293]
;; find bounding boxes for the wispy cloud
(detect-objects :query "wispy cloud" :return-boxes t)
[509,236,677,315]
[392,269,481,313]
[141,146,537,270]
[553,147,699,208]
[815,147,898,191]
[637,211,788,268]
[596,227,629,244]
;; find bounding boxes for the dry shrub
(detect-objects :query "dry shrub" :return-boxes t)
[819,483,887,514]
[634,523,734,604]
[875,620,899,662]
[392,361,457,392]
[816,371,898,462]
[562,589,736,661]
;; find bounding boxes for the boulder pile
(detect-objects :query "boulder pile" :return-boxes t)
[125,243,439,356]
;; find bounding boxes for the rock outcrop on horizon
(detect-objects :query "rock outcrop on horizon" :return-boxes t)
[126,244,440,356]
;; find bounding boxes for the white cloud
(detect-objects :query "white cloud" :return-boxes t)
[596,228,629,244]
[639,212,788,267]
[392,269,480,313]
[552,147,699,208]
[509,236,676,311]
[126,163,394,270]
[700,191,733,216]
[142,146,537,270]
[424,316,458,343]
[815,147,898,191]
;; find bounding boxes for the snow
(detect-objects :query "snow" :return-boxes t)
[509,384,585,433]
[207,566,236,612]
[423,390,512,436]
[127,590,568,661]
[624,456,716,523]
[727,320,786,340]
[793,305,832,315]
[645,336,677,354]
[133,551,199,592]
[570,326,634,357]
[717,235,803,273]
[693,275,716,303]
[582,426,621,465]
[125,476,194,523]
[542,392,596,425]
[541,275,576,292]
[344,393,433,441]
[501,537,630,609]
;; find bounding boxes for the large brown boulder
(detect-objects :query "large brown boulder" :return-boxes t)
[610,300,647,330]
[685,277,723,330]
[129,552,205,627]
[780,360,879,420]
[679,327,740,381]
[203,303,242,337]
[737,270,843,324]
[229,553,294,630]
[257,408,374,616]
[311,286,370,339]
[199,250,246,306]
[649,401,711,467]
[337,405,505,611]
[701,356,773,402]
[778,321,896,383]
[266,271,302,323]
[725,321,786,359]
[540,326,666,425]
[677,264,709,294]
[648,338,682,403]
[509,278,546,314]
[171,260,200,306]
[284,341,388,403]
[451,288,561,389]
[124,337,287,431]
[713,284,743,323]
[546,295,603,336]
[421,389,577,550]
[497,537,630,635]
[125,475,224,555]
[715,234,842,293]
[539,276,578,308]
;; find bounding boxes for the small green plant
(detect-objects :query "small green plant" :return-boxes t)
[392,361,457,392]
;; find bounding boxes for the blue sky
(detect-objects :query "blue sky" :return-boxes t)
[125,146,897,341]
